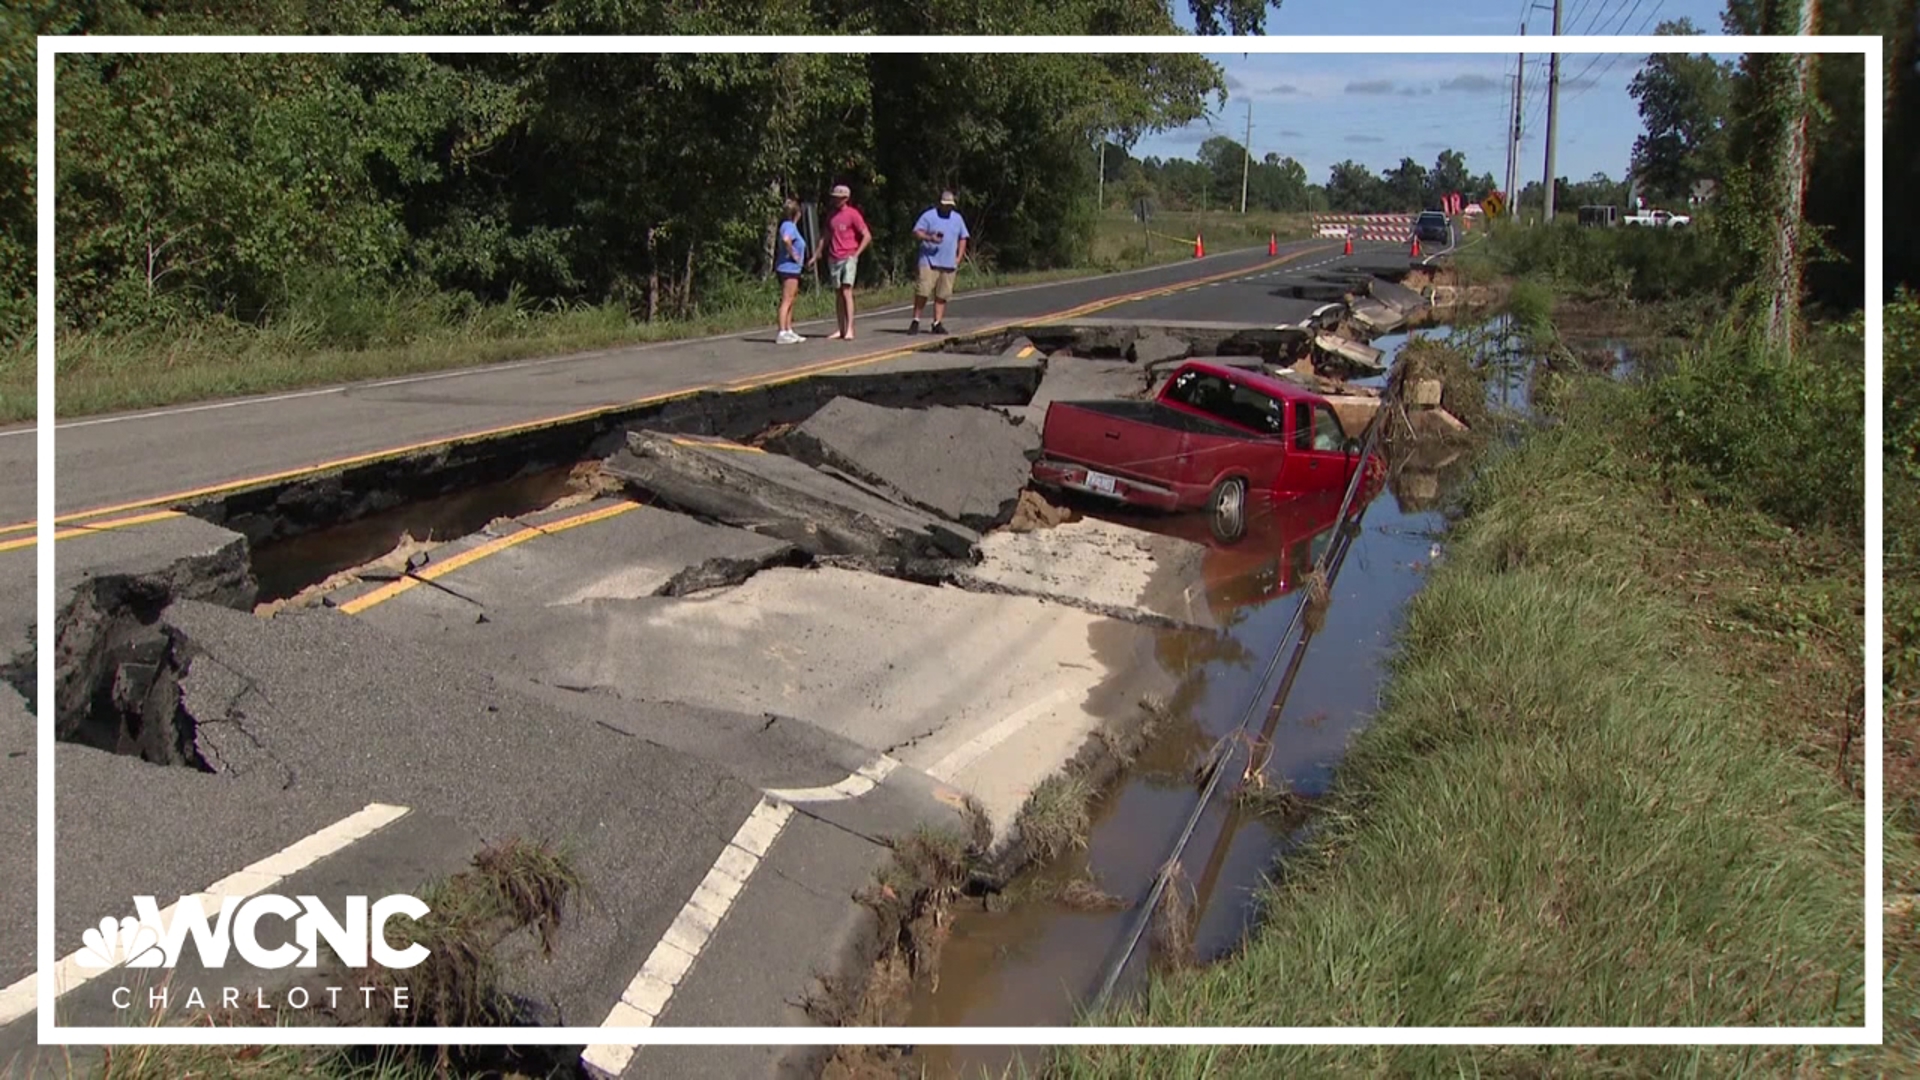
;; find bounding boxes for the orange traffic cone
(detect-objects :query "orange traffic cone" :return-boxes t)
[1410,234,1421,258]
[1267,234,1278,256]
[1343,233,1353,256]
[1193,233,1205,259]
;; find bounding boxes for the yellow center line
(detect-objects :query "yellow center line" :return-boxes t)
[0,510,187,553]
[336,500,641,616]
[26,245,1330,536]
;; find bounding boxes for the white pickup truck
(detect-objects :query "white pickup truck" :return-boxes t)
[1624,208,1691,227]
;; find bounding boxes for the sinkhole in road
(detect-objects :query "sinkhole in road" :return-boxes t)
[893,317,1571,1076]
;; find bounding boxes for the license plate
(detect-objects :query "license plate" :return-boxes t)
[1083,469,1119,495]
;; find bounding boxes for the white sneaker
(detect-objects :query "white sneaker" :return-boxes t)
[776,329,800,344]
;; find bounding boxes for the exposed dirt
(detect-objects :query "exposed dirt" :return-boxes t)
[1003,488,1077,533]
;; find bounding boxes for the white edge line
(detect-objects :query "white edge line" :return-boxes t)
[926,685,1082,783]
[3,802,408,1027]
[764,756,900,803]
[580,799,794,1075]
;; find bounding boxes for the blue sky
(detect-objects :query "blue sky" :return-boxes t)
[1133,0,1735,190]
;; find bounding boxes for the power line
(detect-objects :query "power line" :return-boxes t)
[1561,1,1668,107]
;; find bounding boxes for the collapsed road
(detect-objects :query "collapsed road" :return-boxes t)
[1,244,1470,1078]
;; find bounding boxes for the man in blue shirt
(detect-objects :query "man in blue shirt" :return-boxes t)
[909,191,969,336]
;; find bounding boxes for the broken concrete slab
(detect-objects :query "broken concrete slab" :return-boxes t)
[605,431,979,560]
[1324,394,1383,437]
[417,566,1177,841]
[957,517,1215,631]
[1348,297,1407,335]
[1408,407,1471,438]
[1408,378,1444,407]
[769,398,1038,532]
[1313,332,1387,375]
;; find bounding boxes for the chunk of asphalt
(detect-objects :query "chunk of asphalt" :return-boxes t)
[1369,276,1430,318]
[1026,355,1155,415]
[768,397,1039,533]
[50,515,256,761]
[955,517,1216,632]
[604,431,979,560]
[0,685,33,992]
[1348,296,1407,335]
[143,599,771,1032]
[1127,331,1189,367]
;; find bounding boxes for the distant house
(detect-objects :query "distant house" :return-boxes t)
[1689,178,1718,208]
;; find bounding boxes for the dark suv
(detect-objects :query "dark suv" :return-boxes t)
[1414,211,1452,245]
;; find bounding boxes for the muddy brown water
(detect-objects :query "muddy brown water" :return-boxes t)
[248,464,584,603]
[903,325,1546,1077]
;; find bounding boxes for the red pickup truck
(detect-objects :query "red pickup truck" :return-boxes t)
[1031,360,1383,542]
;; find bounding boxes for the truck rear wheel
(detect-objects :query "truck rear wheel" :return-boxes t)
[1208,476,1248,544]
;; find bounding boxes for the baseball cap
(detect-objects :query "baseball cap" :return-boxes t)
[830,184,851,198]
[939,190,956,205]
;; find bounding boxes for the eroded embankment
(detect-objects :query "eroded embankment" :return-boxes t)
[1035,330,1869,1078]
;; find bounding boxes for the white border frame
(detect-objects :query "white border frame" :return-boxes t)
[36,33,1884,1048]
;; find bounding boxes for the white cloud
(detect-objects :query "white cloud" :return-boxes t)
[1439,74,1504,94]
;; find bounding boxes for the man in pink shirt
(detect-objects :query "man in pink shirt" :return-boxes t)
[824,184,872,340]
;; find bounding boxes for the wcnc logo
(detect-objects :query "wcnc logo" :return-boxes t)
[77,895,431,971]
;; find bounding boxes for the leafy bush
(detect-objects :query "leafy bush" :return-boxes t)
[1639,317,1862,537]
[1483,218,1739,305]
[1887,294,1920,469]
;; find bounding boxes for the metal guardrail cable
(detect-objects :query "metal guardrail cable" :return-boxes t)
[1090,375,1397,1012]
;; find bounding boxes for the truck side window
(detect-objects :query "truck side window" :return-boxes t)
[1293,402,1311,451]
[1311,405,1346,452]
[1229,385,1283,436]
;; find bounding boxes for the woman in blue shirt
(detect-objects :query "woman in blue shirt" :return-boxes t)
[775,199,811,345]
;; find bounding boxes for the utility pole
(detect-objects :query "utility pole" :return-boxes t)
[1506,25,1525,203]
[1542,0,1562,222]
[1240,99,1253,214]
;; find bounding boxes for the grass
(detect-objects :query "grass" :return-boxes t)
[1014,773,1094,863]
[1039,343,1876,1074]
[18,216,1300,426]
[1884,295,1920,1058]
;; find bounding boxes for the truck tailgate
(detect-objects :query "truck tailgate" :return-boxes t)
[1038,400,1187,486]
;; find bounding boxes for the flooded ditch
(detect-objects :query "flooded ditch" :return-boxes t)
[898,320,1551,1078]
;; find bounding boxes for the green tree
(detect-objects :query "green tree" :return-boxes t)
[1325,160,1384,212]
[1627,20,1733,206]
[1427,148,1470,204]
[1383,157,1428,212]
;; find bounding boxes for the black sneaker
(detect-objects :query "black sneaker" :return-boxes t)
[930,321,948,335]
[908,319,920,335]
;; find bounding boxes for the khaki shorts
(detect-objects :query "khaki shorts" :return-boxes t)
[829,257,858,287]
[916,263,956,302]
